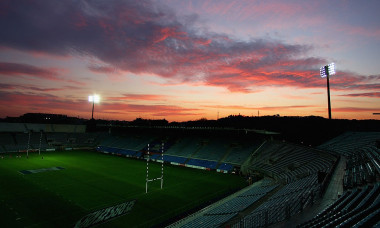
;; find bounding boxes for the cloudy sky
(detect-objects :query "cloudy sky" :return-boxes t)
[0,0,379,121]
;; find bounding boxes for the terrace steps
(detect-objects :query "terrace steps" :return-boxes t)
[218,147,234,165]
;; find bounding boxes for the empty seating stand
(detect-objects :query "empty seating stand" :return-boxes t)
[242,174,320,227]
[181,179,277,228]
[297,183,380,228]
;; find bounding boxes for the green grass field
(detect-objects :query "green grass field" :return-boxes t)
[0,150,246,227]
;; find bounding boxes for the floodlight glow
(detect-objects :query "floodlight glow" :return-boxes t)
[320,67,326,78]
[89,94,100,120]
[88,94,100,103]
[320,62,335,78]
[328,63,336,75]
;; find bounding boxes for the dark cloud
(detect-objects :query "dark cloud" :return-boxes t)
[0,0,376,93]
[0,61,58,78]
[0,82,81,92]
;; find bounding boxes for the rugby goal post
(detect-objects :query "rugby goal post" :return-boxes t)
[27,130,31,157]
[26,130,44,157]
[38,130,43,155]
[145,143,164,193]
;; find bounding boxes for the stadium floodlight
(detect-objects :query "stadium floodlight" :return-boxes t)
[320,63,335,78]
[320,63,336,120]
[88,94,100,120]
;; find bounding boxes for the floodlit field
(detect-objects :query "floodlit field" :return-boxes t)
[0,150,246,227]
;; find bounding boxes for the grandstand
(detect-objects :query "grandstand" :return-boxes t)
[0,132,102,152]
[318,131,380,156]
[295,142,380,228]
[0,122,100,153]
[176,179,278,228]
[164,130,379,227]
[95,132,266,173]
[245,141,336,183]
[1,120,379,227]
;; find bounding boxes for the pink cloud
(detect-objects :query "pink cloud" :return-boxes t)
[0,83,81,92]
[203,104,316,111]
[88,65,118,74]
[154,26,187,43]
[0,91,201,120]
[0,92,88,118]
[0,61,59,79]
[338,24,380,38]
[0,0,378,98]
[0,62,85,85]
[0,0,324,93]
[108,94,170,101]
[97,103,203,119]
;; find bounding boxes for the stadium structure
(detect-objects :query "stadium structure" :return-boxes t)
[0,117,379,227]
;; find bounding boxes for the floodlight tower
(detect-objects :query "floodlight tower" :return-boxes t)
[320,63,336,120]
[88,94,100,120]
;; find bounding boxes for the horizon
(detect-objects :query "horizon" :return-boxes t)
[1,0,379,121]
[3,112,380,123]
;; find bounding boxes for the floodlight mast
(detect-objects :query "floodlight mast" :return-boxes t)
[91,99,95,120]
[320,63,335,120]
[88,95,100,120]
[325,65,332,120]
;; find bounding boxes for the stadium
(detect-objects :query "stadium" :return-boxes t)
[2,0,380,227]
[0,116,379,228]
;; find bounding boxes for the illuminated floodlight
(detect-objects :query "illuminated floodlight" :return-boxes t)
[320,62,335,78]
[320,63,336,119]
[88,94,100,120]
[88,94,100,103]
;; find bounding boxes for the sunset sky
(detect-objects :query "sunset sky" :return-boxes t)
[0,0,379,121]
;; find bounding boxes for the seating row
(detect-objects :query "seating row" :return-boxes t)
[182,179,277,228]
[298,183,380,228]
